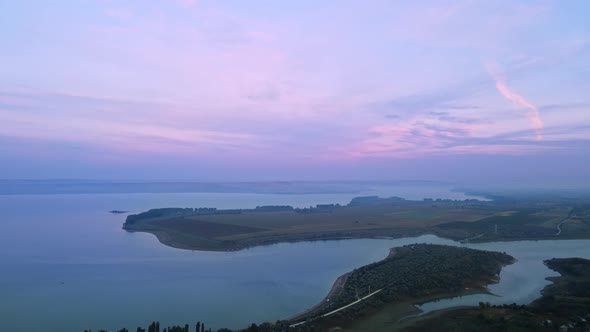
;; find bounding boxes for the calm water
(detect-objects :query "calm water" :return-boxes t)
[417,239,590,314]
[0,189,587,331]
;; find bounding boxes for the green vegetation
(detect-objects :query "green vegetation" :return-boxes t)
[300,244,512,318]
[292,244,513,332]
[122,196,589,251]
[400,257,590,332]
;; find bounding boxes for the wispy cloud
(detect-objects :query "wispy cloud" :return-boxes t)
[1,1,589,179]
[486,60,544,140]
[0,90,269,156]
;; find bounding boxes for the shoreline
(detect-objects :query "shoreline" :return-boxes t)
[288,248,403,323]
[125,226,590,254]
[122,193,582,253]
[288,272,351,322]
[337,256,516,331]
[286,246,515,326]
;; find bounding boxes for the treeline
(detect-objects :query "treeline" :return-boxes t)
[84,321,293,332]
[254,206,294,211]
[85,320,213,332]
[294,204,342,214]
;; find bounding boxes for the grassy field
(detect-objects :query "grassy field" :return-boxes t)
[123,198,503,250]
[122,196,585,251]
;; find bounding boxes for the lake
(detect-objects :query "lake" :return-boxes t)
[0,186,587,331]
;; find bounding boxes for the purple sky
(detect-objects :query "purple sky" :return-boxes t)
[1,1,589,183]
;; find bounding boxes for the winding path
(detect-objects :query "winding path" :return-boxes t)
[555,218,569,236]
[459,233,484,243]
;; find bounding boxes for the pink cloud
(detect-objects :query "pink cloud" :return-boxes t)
[337,112,553,160]
[0,96,268,157]
[343,119,476,159]
[486,60,544,140]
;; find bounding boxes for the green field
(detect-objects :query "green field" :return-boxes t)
[122,196,586,251]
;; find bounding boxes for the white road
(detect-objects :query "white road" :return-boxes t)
[555,218,569,236]
[289,288,383,328]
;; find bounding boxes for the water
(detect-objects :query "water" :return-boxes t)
[417,239,590,314]
[0,187,587,331]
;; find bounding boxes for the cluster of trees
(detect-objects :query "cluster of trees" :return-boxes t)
[297,244,514,323]
[293,203,345,214]
[254,206,294,211]
[83,321,296,332]
[84,321,211,332]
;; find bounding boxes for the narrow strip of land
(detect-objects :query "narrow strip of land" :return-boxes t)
[123,198,589,252]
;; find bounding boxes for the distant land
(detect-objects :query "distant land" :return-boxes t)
[123,195,590,252]
[0,179,453,195]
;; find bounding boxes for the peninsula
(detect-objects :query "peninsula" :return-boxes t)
[122,196,590,251]
[288,244,514,331]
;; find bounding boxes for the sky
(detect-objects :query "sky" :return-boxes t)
[0,0,589,183]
